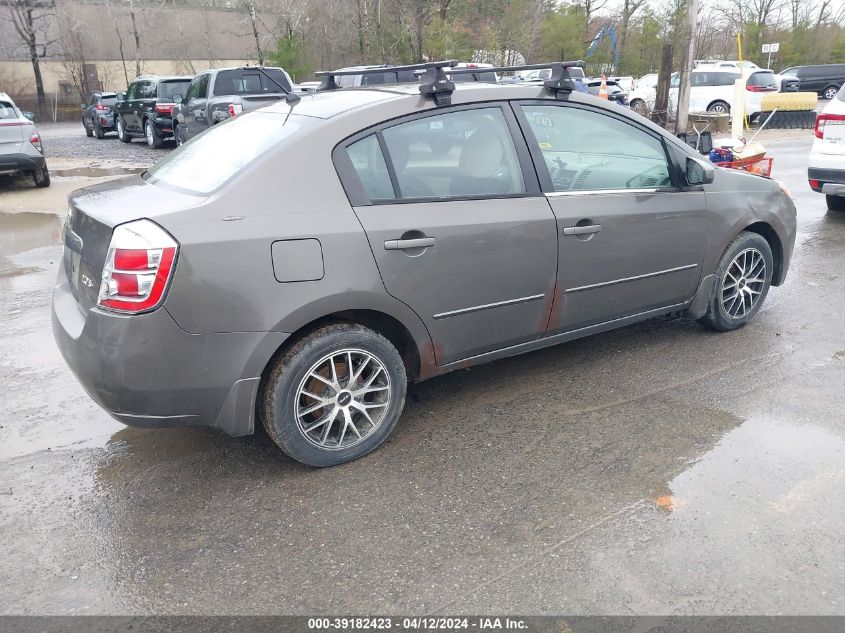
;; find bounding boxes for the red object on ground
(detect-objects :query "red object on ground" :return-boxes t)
[715,158,773,177]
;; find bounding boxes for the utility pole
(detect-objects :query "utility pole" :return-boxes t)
[675,0,698,134]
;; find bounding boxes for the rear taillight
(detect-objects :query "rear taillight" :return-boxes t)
[96,103,109,111]
[29,132,42,153]
[154,103,176,115]
[746,85,777,92]
[228,103,243,118]
[98,219,178,314]
[815,113,845,139]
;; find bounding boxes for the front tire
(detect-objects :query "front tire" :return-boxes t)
[94,123,105,139]
[699,231,773,331]
[630,99,648,116]
[826,194,845,211]
[262,323,407,467]
[116,116,131,143]
[144,119,163,149]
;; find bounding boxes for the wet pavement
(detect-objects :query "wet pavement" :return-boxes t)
[1,130,844,615]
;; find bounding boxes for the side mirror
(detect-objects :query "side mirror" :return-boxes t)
[22,111,35,121]
[686,156,715,185]
[116,92,125,101]
[80,103,86,109]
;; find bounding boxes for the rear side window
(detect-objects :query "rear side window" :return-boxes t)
[381,107,525,199]
[158,80,190,100]
[138,81,156,99]
[521,104,672,192]
[0,101,18,119]
[346,135,395,201]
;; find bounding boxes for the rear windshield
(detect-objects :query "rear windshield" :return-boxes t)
[747,72,777,88]
[158,80,191,99]
[144,113,301,195]
[213,69,292,95]
[100,96,117,106]
[0,101,18,119]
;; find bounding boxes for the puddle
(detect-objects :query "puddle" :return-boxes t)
[0,212,64,275]
[51,166,144,178]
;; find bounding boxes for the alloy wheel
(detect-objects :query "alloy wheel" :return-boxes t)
[721,247,766,319]
[117,118,124,139]
[146,121,154,146]
[294,349,391,451]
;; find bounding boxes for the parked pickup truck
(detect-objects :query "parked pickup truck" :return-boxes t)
[173,66,294,144]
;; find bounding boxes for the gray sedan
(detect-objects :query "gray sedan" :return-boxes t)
[52,64,796,467]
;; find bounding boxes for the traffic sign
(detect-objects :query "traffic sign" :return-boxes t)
[762,44,770,53]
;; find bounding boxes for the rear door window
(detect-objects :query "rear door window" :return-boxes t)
[380,107,525,199]
[520,104,673,192]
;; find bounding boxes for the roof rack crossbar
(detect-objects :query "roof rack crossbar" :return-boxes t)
[315,59,459,107]
[448,60,585,99]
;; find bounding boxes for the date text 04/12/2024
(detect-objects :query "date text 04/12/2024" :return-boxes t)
[307,617,529,630]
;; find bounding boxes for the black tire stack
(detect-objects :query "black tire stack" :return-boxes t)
[757,110,817,129]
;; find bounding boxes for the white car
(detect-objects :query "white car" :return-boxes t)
[629,69,777,120]
[0,92,49,187]
[809,84,845,211]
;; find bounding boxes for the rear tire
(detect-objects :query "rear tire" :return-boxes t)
[174,122,185,147]
[32,166,50,188]
[94,123,105,140]
[699,231,773,332]
[262,323,407,467]
[823,85,839,100]
[707,100,731,115]
[826,194,845,211]
[85,121,93,138]
[630,99,648,116]
[117,116,131,143]
[144,119,163,149]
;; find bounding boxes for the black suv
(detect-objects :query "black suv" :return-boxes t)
[114,75,193,148]
[81,92,118,139]
[780,64,845,100]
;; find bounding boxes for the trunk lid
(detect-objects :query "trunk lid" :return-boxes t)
[63,175,203,312]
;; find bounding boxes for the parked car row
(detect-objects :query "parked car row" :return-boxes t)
[81,66,295,148]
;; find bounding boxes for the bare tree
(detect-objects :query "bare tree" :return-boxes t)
[128,0,142,76]
[3,0,56,117]
[242,0,265,64]
[618,0,647,72]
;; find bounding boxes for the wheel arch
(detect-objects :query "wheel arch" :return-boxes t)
[739,221,784,285]
[707,99,730,112]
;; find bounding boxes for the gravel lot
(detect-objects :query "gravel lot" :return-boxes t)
[40,122,173,169]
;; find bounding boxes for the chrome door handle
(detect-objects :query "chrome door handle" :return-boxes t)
[384,237,436,250]
[563,224,603,236]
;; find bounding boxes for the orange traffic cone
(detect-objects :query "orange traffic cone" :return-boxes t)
[599,74,608,99]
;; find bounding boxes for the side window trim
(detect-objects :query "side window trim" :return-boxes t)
[332,102,542,206]
[510,99,680,194]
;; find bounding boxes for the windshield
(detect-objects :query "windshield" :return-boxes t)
[145,113,302,195]
[158,80,191,100]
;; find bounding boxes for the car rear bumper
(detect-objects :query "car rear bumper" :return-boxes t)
[0,152,45,174]
[51,271,287,436]
[808,161,845,193]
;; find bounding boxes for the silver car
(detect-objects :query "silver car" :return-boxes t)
[0,92,49,187]
[52,63,797,467]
